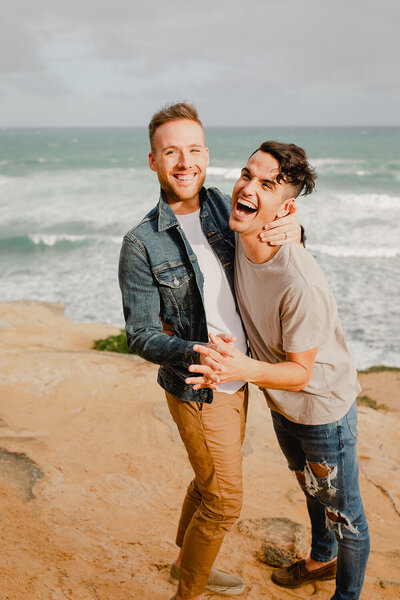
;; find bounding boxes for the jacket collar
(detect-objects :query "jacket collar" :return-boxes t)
[157,187,208,232]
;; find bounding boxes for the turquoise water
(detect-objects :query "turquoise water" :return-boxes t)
[1,127,399,368]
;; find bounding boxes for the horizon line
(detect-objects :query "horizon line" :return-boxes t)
[1,124,400,130]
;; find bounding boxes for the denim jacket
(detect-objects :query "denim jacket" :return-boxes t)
[118,186,236,403]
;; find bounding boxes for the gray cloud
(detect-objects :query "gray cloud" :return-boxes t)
[1,0,399,126]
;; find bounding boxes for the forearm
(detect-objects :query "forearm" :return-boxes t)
[188,336,314,391]
[244,356,311,391]
[126,324,199,367]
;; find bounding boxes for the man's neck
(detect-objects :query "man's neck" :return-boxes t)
[240,232,280,264]
[166,193,200,215]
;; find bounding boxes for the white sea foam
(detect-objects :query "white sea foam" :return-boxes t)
[334,192,400,209]
[29,234,89,246]
[310,158,356,168]
[207,166,241,179]
[308,244,400,258]
[0,175,15,186]
[27,233,124,247]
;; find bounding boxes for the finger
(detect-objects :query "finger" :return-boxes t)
[185,376,207,385]
[260,224,301,244]
[202,356,224,372]
[259,231,289,244]
[192,382,219,391]
[194,345,226,365]
[188,364,221,382]
[208,333,235,357]
[263,227,301,246]
[194,344,220,358]
[186,375,220,386]
[262,210,298,231]
[216,333,236,343]
[197,340,233,361]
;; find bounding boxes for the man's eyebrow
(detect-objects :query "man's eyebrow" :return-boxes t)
[261,177,276,186]
[162,143,202,151]
[241,166,276,186]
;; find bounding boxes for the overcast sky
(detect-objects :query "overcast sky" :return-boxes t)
[1,0,399,127]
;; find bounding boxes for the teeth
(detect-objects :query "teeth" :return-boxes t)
[237,198,257,210]
[176,174,195,181]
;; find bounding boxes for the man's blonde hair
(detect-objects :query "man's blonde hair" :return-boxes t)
[148,102,203,150]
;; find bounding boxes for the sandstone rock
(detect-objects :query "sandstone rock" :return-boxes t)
[0,448,43,501]
[238,516,308,567]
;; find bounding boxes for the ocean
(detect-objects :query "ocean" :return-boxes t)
[1,127,399,369]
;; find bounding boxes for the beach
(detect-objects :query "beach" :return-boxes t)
[0,300,399,600]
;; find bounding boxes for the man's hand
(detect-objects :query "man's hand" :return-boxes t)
[186,333,249,390]
[259,203,301,246]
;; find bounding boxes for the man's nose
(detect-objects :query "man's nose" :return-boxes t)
[177,150,191,168]
[242,178,257,196]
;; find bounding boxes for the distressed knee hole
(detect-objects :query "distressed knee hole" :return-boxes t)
[295,470,306,486]
[325,506,359,538]
[326,509,346,523]
[309,461,335,479]
[302,460,338,497]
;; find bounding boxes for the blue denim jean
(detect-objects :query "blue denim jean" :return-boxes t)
[271,401,370,600]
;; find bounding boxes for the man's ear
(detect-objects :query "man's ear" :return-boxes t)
[276,197,295,218]
[148,152,157,172]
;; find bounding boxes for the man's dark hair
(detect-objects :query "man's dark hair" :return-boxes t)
[148,102,203,151]
[251,141,317,197]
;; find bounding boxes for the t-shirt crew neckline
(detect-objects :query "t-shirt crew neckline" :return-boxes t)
[239,238,287,270]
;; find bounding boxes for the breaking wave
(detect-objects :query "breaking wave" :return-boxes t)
[308,244,400,258]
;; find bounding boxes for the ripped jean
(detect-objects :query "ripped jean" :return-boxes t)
[271,401,370,600]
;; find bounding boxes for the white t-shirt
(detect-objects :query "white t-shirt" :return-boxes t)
[177,210,247,394]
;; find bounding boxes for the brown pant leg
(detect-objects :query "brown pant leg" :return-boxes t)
[174,387,248,547]
[166,387,247,599]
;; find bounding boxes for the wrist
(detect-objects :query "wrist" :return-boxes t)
[243,356,262,384]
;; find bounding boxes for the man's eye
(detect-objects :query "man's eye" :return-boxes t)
[190,148,201,153]
[241,173,249,179]
[165,150,176,155]
[262,183,271,189]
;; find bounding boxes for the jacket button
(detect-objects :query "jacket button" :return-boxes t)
[200,392,207,401]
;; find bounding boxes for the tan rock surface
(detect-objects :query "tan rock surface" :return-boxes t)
[0,301,399,600]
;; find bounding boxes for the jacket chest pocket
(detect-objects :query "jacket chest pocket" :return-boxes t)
[153,263,194,310]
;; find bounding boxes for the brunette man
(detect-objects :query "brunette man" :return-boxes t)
[187,141,370,600]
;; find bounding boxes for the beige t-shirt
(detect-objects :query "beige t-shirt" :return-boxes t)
[235,238,360,425]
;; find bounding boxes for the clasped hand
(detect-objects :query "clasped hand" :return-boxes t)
[185,333,251,390]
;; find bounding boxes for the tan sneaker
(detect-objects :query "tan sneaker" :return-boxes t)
[169,562,245,595]
[272,558,337,588]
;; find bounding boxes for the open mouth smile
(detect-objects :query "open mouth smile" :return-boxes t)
[174,173,197,182]
[234,197,257,217]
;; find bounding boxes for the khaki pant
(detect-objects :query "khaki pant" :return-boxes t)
[166,387,248,599]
